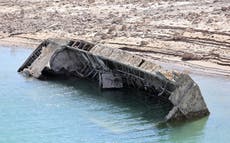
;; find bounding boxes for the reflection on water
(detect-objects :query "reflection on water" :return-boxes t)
[0,46,229,143]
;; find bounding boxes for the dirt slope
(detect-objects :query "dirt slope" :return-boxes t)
[0,0,230,76]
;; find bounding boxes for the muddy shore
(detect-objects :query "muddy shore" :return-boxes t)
[1,0,230,77]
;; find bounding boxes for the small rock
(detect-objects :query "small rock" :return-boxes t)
[112,17,122,24]
[106,26,116,34]
[181,53,202,61]
[137,40,149,46]
[88,0,95,4]
[99,33,113,40]
[221,6,230,11]
[117,25,126,31]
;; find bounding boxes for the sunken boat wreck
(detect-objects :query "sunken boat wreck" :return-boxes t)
[18,39,209,121]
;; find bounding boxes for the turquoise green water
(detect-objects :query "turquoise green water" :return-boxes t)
[0,47,230,143]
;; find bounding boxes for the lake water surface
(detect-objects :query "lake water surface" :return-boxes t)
[0,47,230,143]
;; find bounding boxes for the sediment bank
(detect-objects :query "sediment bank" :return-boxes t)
[1,0,230,77]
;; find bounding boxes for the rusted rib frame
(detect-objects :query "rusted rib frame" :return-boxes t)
[17,40,47,72]
[66,46,176,89]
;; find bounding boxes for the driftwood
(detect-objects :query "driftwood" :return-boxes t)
[18,39,210,121]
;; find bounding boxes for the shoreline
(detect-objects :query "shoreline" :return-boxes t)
[1,0,230,78]
[1,35,230,79]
